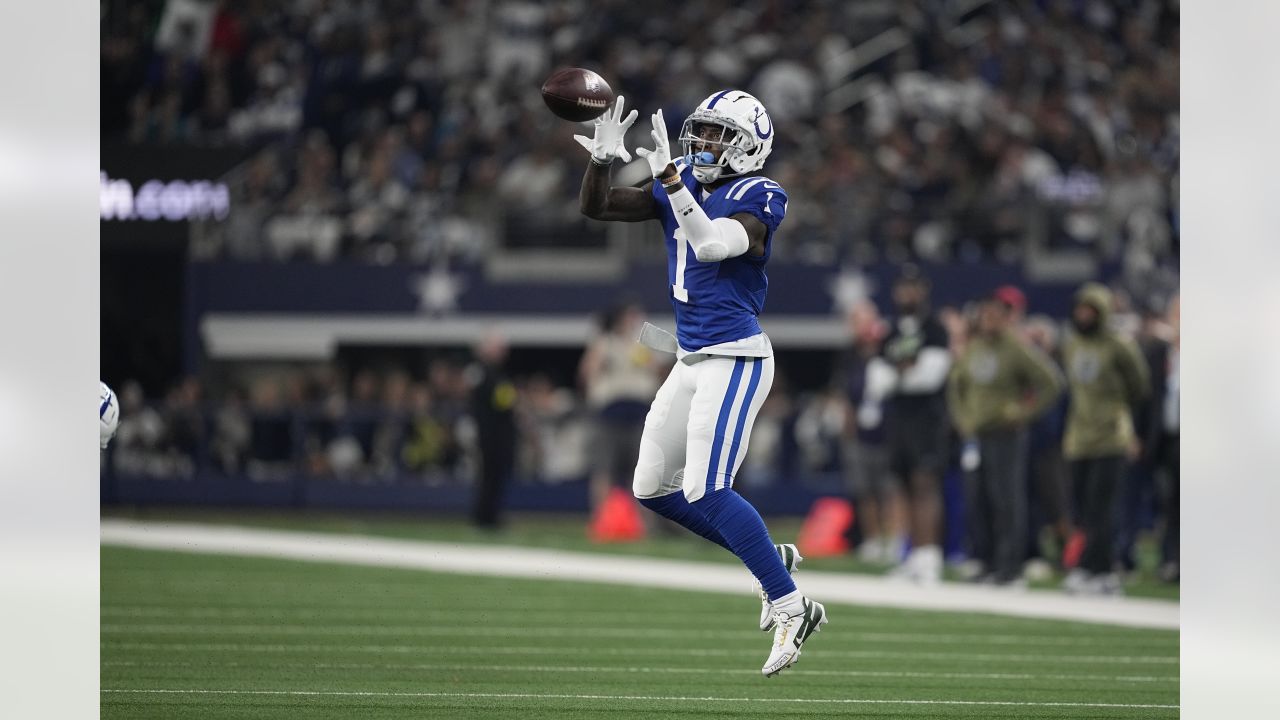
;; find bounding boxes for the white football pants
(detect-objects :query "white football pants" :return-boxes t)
[632,354,775,503]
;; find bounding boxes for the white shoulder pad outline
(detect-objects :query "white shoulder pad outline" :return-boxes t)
[726,176,785,201]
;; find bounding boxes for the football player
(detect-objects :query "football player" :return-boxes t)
[577,91,827,677]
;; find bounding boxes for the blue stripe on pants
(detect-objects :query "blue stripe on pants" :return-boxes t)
[721,358,763,489]
[705,357,746,497]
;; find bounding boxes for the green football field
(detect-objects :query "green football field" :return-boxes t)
[101,541,1179,719]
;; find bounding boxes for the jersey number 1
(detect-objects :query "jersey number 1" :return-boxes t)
[672,228,689,303]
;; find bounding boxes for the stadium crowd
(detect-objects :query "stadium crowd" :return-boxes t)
[103,0,1178,272]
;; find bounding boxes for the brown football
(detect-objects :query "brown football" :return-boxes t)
[540,68,615,122]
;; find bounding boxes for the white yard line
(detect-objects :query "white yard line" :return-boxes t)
[102,659,1178,683]
[100,688,1179,710]
[103,641,1178,664]
[100,519,1179,629]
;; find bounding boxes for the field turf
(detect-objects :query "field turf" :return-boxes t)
[101,543,1179,719]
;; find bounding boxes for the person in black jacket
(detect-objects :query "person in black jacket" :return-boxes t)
[469,330,518,530]
[862,267,952,584]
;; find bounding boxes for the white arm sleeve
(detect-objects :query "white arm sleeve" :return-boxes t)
[666,184,750,262]
[863,357,899,403]
[857,357,899,429]
[897,347,952,394]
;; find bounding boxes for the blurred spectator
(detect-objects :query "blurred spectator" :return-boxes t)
[301,370,346,478]
[1117,299,1167,573]
[247,376,295,481]
[164,376,206,465]
[468,331,518,529]
[347,137,413,262]
[266,131,344,261]
[947,286,1063,586]
[793,390,846,486]
[153,0,216,60]
[519,372,589,483]
[1021,314,1071,574]
[401,377,466,480]
[1060,283,1150,596]
[217,149,286,260]
[578,303,663,512]
[487,0,551,84]
[834,300,905,565]
[345,369,383,473]
[368,370,412,478]
[1131,293,1179,582]
[209,387,250,474]
[863,267,952,584]
[938,303,972,357]
[497,145,572,236]
[112,380,196,479]
[1157,294,1179,582]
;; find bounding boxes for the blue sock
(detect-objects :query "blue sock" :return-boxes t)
[638,492,732,551]
[693,488,796,601]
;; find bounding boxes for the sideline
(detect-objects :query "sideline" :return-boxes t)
[101,519,1178,630]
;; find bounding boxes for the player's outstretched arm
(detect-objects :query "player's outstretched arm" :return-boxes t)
[580,160,658,222]
[575,95,658,222]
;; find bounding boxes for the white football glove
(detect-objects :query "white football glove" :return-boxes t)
[635,109,674,179]
[573,95,638,164]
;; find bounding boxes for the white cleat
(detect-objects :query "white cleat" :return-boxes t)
[762,597,828,677]
[752,543,803,632]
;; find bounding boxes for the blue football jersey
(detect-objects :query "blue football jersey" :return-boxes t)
[651,162,788,352]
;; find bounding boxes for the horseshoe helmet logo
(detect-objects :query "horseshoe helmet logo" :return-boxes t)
[753,106,773,140]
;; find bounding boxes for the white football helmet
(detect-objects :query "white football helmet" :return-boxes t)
[679,90,775,184]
